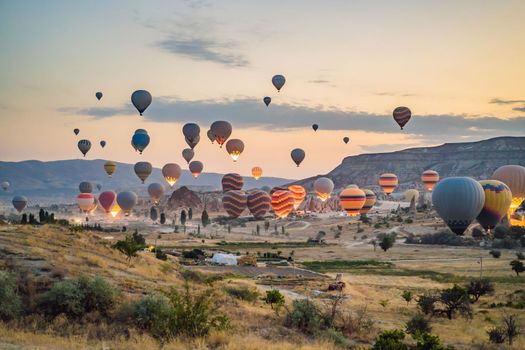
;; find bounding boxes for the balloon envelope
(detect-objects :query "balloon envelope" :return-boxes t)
[247,190,271,219]
[314,177,334,202]
[312,124,318,131]
[1,181,10,191]
[104,161,117,177]
[263,96,271,106]
[477,180,512,231]
[492,165,525,200]
[360,189,376,215]
[272,75,286,92]
[189,161,203,178]
[251,166,263,180]
[288,185,306,210]
[117,191,138,215]
[77,193,95,213]
[131,133,150,154]
[73,128,79,135]
[222,173,244,192]
[182,123,200,143]
[77,139,91,157]
[271,190,294,218]
[131,90,152,115]
[162,163,182,187]
[210,121,232,147]
[99,191,117,214]
[100,140,106,148]
[225,139,245,161]
[95,92,103,100]
[343,137,349,144]
[222,190,247,218]
[393,106,411,130]
[207,129,216,143]
[421,170,440,192]
[12,195,27,212]
[148,183,165,204]
[291,148,306,167]
[404,189,420,203]
[79,181,93,194]
[134,162,153,183]
[182,148,194,164]
[379,173,398,195]
[339,188,366,216]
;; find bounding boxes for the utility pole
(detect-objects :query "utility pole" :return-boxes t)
[478,256,483,278]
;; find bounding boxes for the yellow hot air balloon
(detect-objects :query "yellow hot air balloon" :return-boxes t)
[339,188,366,216]
[404,189,420,203]
[421,170,439,192]
[379,173,398,196]
[288,185,306,210]
[104,161,117,177]
[477,180,513,232]
[252,166,263,180]
[110,204,121,218]
[360,189,376,215]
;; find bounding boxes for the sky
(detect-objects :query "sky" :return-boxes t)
[0,0,524,179]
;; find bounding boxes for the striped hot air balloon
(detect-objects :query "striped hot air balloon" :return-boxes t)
[421,170,440,192]
[477,180,512,232]
[393,106,411,130]
[360,189,376,215]
[247,189,271,219]
[379,173,398,196]
[222,173,244,193]
[252,166,263,180]
[339,188,366,216]
[222,190,247,218]
[271,190,294,219]
[77,193,95,213]
[288,185,306,210]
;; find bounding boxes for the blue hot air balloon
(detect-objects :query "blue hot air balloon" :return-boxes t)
[131,132,150,154]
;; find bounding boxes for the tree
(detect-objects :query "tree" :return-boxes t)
[197,224,200,235]
[378,233,395,252]
[281,226,285,235]
[39,208,45,223]
[160,213,166,225]
[438,285,472,320]
[371,329,407,350]
[264,220,270,232]
[465,279,494,302]
[402,290,413,305]
[489,250,501,258]
[471,227,484,239]
[417,293,437,316]
[180,210,187,226]
[20,213,27,224]
[405,313,431,335]
[256,224,260,235]
[113,234,145,264]
[201,209,210,227]
[188,207,193,220]
[510,260,525,276]
[502,314,521,346]
[264,289,285,314]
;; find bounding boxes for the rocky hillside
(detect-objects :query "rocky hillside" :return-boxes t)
[294,136,525,192]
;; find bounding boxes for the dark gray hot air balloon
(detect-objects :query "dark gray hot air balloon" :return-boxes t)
[343,137,349,144]
[78,139,91,157]
[148,183,165,205]
[162,163,182,187]
[183,123,200,144]
[291,148,305,167]
[1,181,10,191]
[12,195,28,212]
[95,92,103,100]
[134,161,153,183]
[117,191,138,216]
[185,135,200,149]
[182,148,194,164]
[79,181,93,193]
[96,183,102,191]
[263,96,271,106]
[312,124,318,132]
[210,121,232,147]
[207,129,216,143]
[100,140,106,148]
[73,128,80,135]
[131,90,152,116]
[225,139,245,161]
[272,74,286,92]
[189,161,203,178]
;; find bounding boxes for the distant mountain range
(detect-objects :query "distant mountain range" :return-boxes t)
[293,136,525,192]
[0,159,293,204]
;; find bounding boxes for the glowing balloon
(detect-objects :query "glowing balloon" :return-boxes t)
[210,121,232,147]
[291,148,305,167]
[12,195,27,212]
[222,190,247,218]
[339,187,366,216]
[117,191,138,216]
[99,191,117,214]
[272,74,286,92]
[162,163,182,187]
[263,96,271,106]
[225,139,244,161]
[252,166,263,180]
[189,161,203,178]
[222,173,244,193]
[78,139,91,157]
[393,106,411,130]
[288,185,306,210]
[95,92,103,100]
[247,190,271,219]
[77,193,95,213]
[360,189,376,215]
[379,173,398,196]
[182,148,194,164]
[314,177,334,202]
[134,161,152,184]
[271,190,294,218]
[148,183,165,205]
[477,180,513,232]
[131,90,152,116]
[421,170,440,192]
[104,161,116,177]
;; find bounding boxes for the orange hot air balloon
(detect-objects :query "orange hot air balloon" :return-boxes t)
[288,185,306,210]
[271,190,294,219]
[421,170,440,192]
[360,189,376,215]
[379,173,398,196]
[251,166,263,180]
[339,187,366,216]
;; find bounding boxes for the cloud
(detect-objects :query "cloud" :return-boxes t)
[513,106,525,112]
[61,97,525,142]
[373,91,417,97]
[489,98,525,105]
[308,79,331,84]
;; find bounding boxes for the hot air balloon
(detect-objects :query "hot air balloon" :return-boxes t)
[291,148,305,167]
[162,163,182,187]
[12,195,27,212]
[110,204,121,218]
[272,74,286,92]
[314,177,334,202]
[77,193,95,213]
[189,161,203,178]
[100,140,106,148]
[182,148,194,164]
[79,181,93,193]
[421,170,440,192]
[183,123,200,145]
[117,191,138,216]
[492,165,525,220]
[207,129,216,143]
[271,190,294,218]
[222,190,247,218]
[99,191,117,214]
[73,128,79,135]
[148,183,165,205]
[251,166,263,180]
[312,124,318,132]
[247,190,271,219]
[104,161,116,177]
[150,206,158,222]
[263,96,271,107]
[393,106,411,130]
[131,132,150,154]
[210,121,232,147]
[379,173,398,196]
[360,189,376,215]
[339,188,366,216]
[288,185,306,210]
[477,180,512,233]
[131,90,152,116]
[1,181,9,191]
[343,137,349,144]
[185,135,200,149]
[95,92,103,100]
[404,189,420,203]
[96,184,102,191]
[134,162,152,183]
[432,177,485,235]
[135,129,148,135]
[225,139,245,161]
[78,139,91,157]
[222,173,244,192]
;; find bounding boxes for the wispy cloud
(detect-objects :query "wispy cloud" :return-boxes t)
[489,98,525,105]
[308,79,331,84]
[513,106,525,112]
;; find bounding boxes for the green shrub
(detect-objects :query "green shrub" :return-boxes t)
[224,286,259,302]
[133,294,172,342]
[318,328,352,348]
[487,327,506,344]
[0,271,22,321]
[372,329,407,350]
[405,313,432,335]
[284,299,323,335]
[489,250,502,259]
[264,289,285,313]
[155,248,168,261]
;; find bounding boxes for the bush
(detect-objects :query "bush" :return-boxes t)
[493,225,510,239]
[264,289,285,313]
[417,293,437,316]
[489,250,502,259]
[133,294,172,342]
[372,329,407,350]
[405,313,432,335]
[224,286,259,302]
[284,299,323,335]
[415,230,476,246]
[516,251,525,260]
[0,271,22,321]
[318,328,352,348]
[155,248,168,261]
[465,279,494,302]
[487,327,506,344]
[378,233,395,252]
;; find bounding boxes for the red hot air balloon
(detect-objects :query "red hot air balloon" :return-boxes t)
[99,191,117,214]
[271,190,295,219]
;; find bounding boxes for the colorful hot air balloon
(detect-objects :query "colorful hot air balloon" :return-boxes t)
[247,190,271,219]
[291,148,305,167]
[73,128,80,135]
[252,166,263,180]
[421,170,440,192]
[95,92,103,100]
[222,173,244,192]
[263,96,271,107]
[288,185,306,210]
[78,139,91,157]
[104,161,116,177]
[100,140,106,148]
[148,183,165,205]
[207,129,216,143]
[117,191,138,216]
[134,162,152,183]
[343,137,349,144]
[314,177,334,202]
[271,190,294,218]
[360,189,376,215]
[379,173,398,196]
[131,90,152,116]
[312,124,318,132]
[77,193,95,213]
[222,190,247,218]
[393,106,411,130]
[492,165,525,219]
[189,161,203,178]
[1,181,10,191]
[131,131,150,154]
[182,148,194,164]
[339,187,366,216]
[99,191,117,214]
[210,121,232,147]
[12,195,27,212]
[162,163,182,187]
[79,181,93,194]
[477,180,513,232]
[404,189,420,203]
[432,177,485,235]
[272,74,286,92]
[225,139,245,161]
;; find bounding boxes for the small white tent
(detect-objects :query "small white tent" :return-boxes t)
[211,253,237,266]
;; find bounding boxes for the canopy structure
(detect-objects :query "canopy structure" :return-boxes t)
[211,253,238,266]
